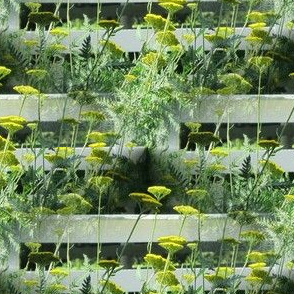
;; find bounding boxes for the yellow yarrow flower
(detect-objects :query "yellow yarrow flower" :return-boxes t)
[50,27,69,37]
[173,205,199,215]
[13,85,39,95]
[0,66,11,80]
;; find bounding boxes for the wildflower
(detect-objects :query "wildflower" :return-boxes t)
[100,280,124,294]
[0,122,23,134]
[286,21,294,30]
[0,66,11,80]
[85,156,103,165]
[173,205,199,215]
[124,74,137,82]
[159,241,184,253]
[185,122,201,132]
[241,230,265,245]
[247,11,267,22]
[284,194,294,202]
[222,237,241,246]
[88,142,107,148]
[157,235,186,245]
[30,207,55,215]
[158,2,184,14]
[141,52,166,69]
[186,189,206,200]
[187,3,197,10]
[249,56,273,72]
[98,259,120,269]
[48,43,67,51]
[28,251,59,266]
[204,34,224,43]
[182,273,196,284]
[125,141,137,148]
[25,242,41,253]
[129,192,162,210]
[100,40,124,57]
[258,139,280,149]
[0,135,15,151]
[187,242,198,250]
[247,251,267,262]
[245,36,263,44]
[88,149,112,164]
[98,19,120,29]
[144,14,175,31]
[182,33,195,45]
[259,160,284,177]
[188,131,219,146]
[50,268,69,276]
[207,163,226,172]
[13,85,39,95]
[88,176,113,189]
[248,22,267,29]
[28,11,59,26]
[59,117,80,126]
[147,185,171,200]
[58,193,92,214]
[218,73,252,94]
[23,279,38,287]
[183,159,197,167]
[0,151,19,166]
[25,2,41,12]
[289,73,294,79]
[245,275,263,284]
[81,111,105,122]
[156,270,179,286]
[167,284,183,293]
[26,69,48,80]
[49,27,69,37]
[24,40,38,47]
[87,132,107,142]
[204,273,224,285]
[210,148,228,157]
[0,115,27,125]
[248,262,267,269]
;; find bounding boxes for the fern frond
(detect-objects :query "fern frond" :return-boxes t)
[80,275,93,294]
[79,35,92,60]
[240,155,252,179]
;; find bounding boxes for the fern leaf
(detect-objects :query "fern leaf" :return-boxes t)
[80,275,92,294]
[240,155,252,179]
[79,35,92,60]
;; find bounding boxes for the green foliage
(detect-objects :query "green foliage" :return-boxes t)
[80,275,93,294]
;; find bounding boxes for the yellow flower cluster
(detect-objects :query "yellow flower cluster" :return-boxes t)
[13,85,39,95]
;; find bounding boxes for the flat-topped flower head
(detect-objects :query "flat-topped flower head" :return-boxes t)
[89,176,113,188]
[210,148,229,157]
[28,251,59,266]
[188,131,219,146]
[289,73,294,79]
[59,117,80,126]
[50,268,69,277]
[222,237,241,246]
[48,43,67,51]
[0,115,27,125]
[98,259,120,269]
[240,230,265,245]
[157,235,186,245]
[29,11,59,26]
[258,139,280,149]
[155,31,179,46]
[26,69,48,80]
[24,242,41,253]
[173,205,199,215]
[0,66,11,80]
[185,122,201,132]
[248,262,267,269]
[247,251,267,262]
[25,2,41,12]
[129,192,162,211]
[247,11,267,22]
[49,27,69,37]
[58,193,92,214]
[187,2,197,10]
[124,74,137,82]
[98,19,120,29]
[144,14,175,31]
[88,142,107,148]
[158,2,183,13]
[0,122,23,134]
[186,188,207,199]
[13,85,39,95]
[147,185,171,200]
[100,280,124,294]
[249,56,273,72]
[81,111,105,122]
[142,52,166,69]
[259,160,284,177]
[222,0,240,5]
[100,40,124,57]
[159,241,184,253]
[156,270,179,286]
[0,151,19,166]
[144,253,175,271]
[248,22,267,29]
[284,194,294,202]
